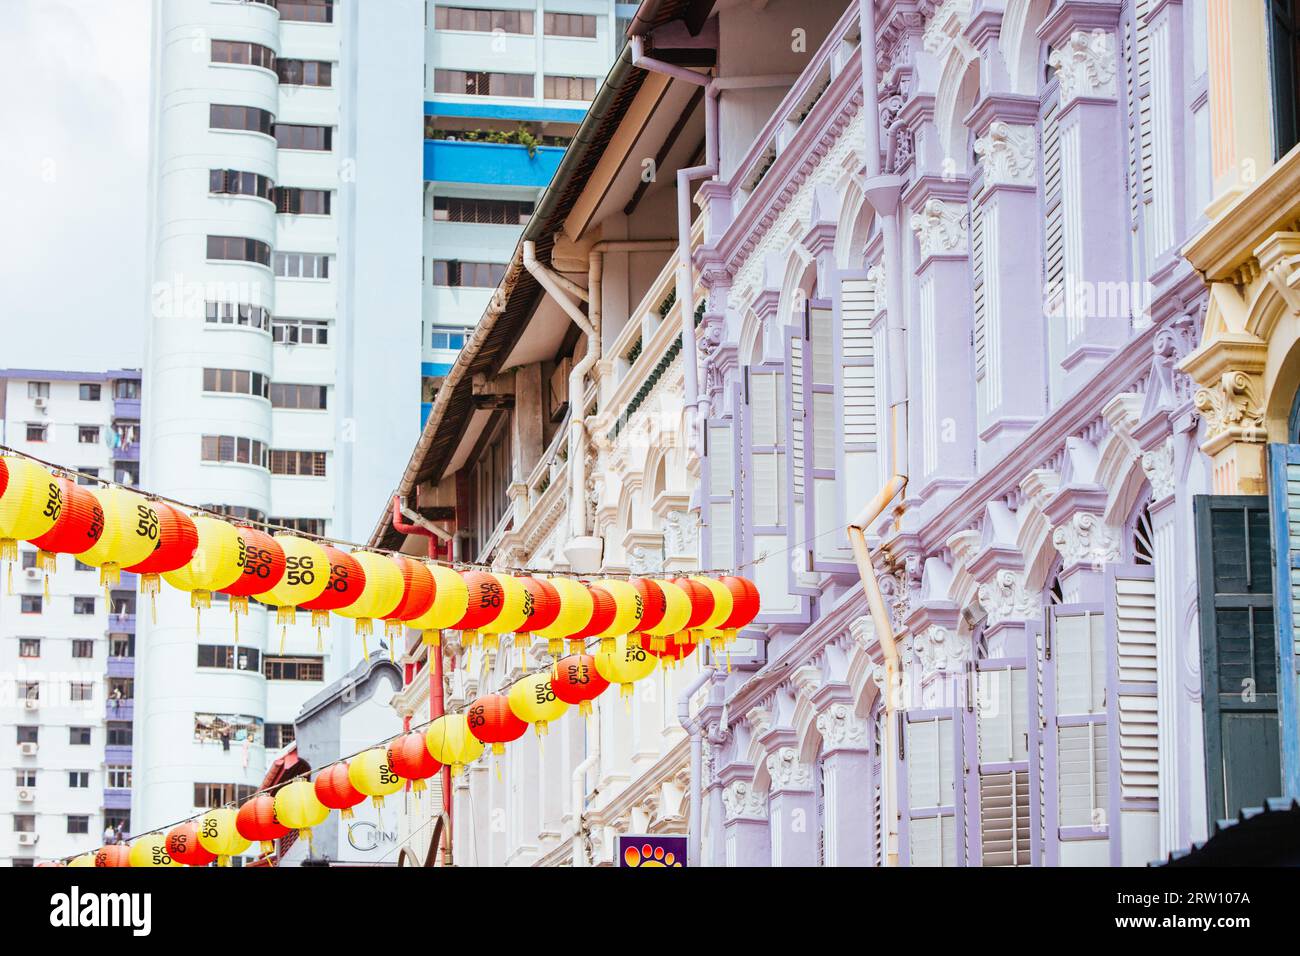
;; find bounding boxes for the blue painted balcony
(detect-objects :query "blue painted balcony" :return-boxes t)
[104,745,132,765]
[113,398,140,420]
[103,789,132,810]
[424,139,565,188]
[106,699,133,721]
[107,657,134,679]
[108,613,136,634]
[111,442,140,463]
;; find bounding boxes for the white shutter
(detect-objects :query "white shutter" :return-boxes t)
[905,714,956,866]
[971,201,988,405]
[977,667,1029,764]
[909,815,957,867]
[840,278,877,448]
[807,302,850,568]
[705,419,735,570]
[1041,97,1064,307]
[746,366,795,615]
[1054,611,1109,832]
[979,770,1031,866]
[1114,573,1157,800]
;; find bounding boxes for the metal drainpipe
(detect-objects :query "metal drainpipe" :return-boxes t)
[570,718,599,866]
[678,665,716,867]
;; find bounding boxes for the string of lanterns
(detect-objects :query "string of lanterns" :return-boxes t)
[1,450,762,867]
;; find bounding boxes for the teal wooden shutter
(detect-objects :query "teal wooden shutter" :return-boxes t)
[1268,445,1300,800]
[1194,495,1282,827]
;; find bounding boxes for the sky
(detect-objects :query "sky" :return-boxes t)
[0,0,153,371]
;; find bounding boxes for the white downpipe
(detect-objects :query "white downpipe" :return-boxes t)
[570,721,600,867]
[678,664,716,868]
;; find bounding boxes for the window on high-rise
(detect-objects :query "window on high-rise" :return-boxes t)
[205,300,271,331]
[270,383,328,410]
[274,123,333,150]
[277,59,333,86]
[79,384,101,401]
[202,368,270,400]
[21,596,42,614]
[269,517,325,536]
[27,382,49,399]
[70,726,92,745]
[210,40,276,70]
[272,317,329,345]
[106,722,132,746]
[434,69,534,98]
[72,640,94,659]
[265,723,296,749]
[17,726,38,744]
[201,435,270,468]
[197,644,261,672]
[78,426,99,443]
[543,74,597,101]
[200,504,267,523]
[207,235,272,267]
[431,326,468,351]
[269,450,328,477]
[114,380,140,400]
[194,783,257,807]
[279,0,333,23]
[210,169,275,201]
[274,252,331,278]
[264,656,324,681]
[106,766,132,789]
[544,12,597,38]
[431,259,507,287]
[68,771,90,789]
[74,596,95,614]
[67,816,90,835]
[274,187,331,215]
[432,196,534,224]
[25,424,46,442]
[435,5,534,33]
[210,104,275,135]
[18,639,39,659]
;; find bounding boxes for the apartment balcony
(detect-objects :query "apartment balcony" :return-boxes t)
[424,138,565,188]
[113,397,141,420]
[106,699,133,721]
[103,789,132,810]
[111,442,140,463]
[104,744,132,765]
[108,612,136,634]
[106,656,134,679]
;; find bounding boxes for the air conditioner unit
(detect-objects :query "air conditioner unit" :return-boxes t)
[23,567,40,581]
[23,698,39,711]
[16,833,38,846]
[33,396,48,410]
[18,742,38,756]
[16,788,34,803]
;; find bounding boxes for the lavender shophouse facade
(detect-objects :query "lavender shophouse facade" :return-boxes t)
[691,0,1217,867]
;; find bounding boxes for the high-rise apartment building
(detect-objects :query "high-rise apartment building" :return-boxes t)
[0,369,142,866]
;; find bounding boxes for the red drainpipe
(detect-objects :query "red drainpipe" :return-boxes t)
[389,496,453,840]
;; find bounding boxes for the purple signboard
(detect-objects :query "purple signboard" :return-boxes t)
[617,835,687,867]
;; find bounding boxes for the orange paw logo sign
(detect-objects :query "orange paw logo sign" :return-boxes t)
[618,835,687,867]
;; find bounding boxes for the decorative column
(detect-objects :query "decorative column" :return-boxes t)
[1045,439,1119,603]
[815,702,873,865]
[1042,2,1131,394]
[905,177,978,510]
[720,775,770,866]
[766,747,818,867]
[1179,333,1268,494]
[969,94,1049,462]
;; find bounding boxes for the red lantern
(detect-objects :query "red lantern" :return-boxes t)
[314,762,366,819]
[639,632,697,668]
[467,693,528,754]
[299,546,367,645]
[382,557,437,644]
[124,502,199,615]
[568,583,615,652]
[672,576,715,645]
[0,458,7,499]
[219,527,286,639]
[516,575,560,643]
[165,820,216,866]
[550,653,610,715]
[386,731,441,791]
[27,478,103,593]
[718,576,761,639]
[629,577,666,634]
[94,844,131,867]
[453,570,505,648]
[236,793,289,857]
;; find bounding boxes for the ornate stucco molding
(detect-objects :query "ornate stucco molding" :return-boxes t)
[765,747,814,793]
[1193,370,1265,447]
[722,780,768,821]
[912,625,972,676]
[1049,29,1117,105]
[815,702,870,753]
[923,0,973,56]
[1140,439,1176,502]
[974,121,1037,187]
[909,198,968,259]
[866,262,887,312]
[664,509,700,558]
[977,569,1040,625]
[1051,511,1121,569]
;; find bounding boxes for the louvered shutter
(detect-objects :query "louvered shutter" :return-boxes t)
[745,364,800,618]
[1195,495,1283,827]
[1043,605,1110,865]
[971,200,988,412]
[1105,564,1159,866]
[1028,618,1047,864]
[976,663,1030,866]
[703,417,736,571]
[840,275,879,510]
[1040,93,1068,402]
[1269,446,1300,801]
[902,711,958,866]
[785,325,815,596]
[805,299,852,571]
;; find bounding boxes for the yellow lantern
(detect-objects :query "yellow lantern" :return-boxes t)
[335,552,404,660]
[77,487,160,588]
[129,833,179,868]
[68,852,96,867]
[507,670,570,736]
[0,457,61,576]
[274,777,330,850]
[479,573,529,653]
[595,633,659,697]
[424,713,485,774]
[254,535,329,627]
[592,579,644,654]
[407,563,469,647]
[691,575,734,653]
[534,577,594,656]
[162,515,244,626]
[641,579,693,651]
[348,747,405,809]
[197,807,251,866]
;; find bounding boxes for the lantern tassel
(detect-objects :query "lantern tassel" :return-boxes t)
[280,625,288,655]
[260,839,274,858]
[361,632,370,662]
[579,699,592,717]
[141,572,160,623]
[422,628,441,647]
[38,550,56,602]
